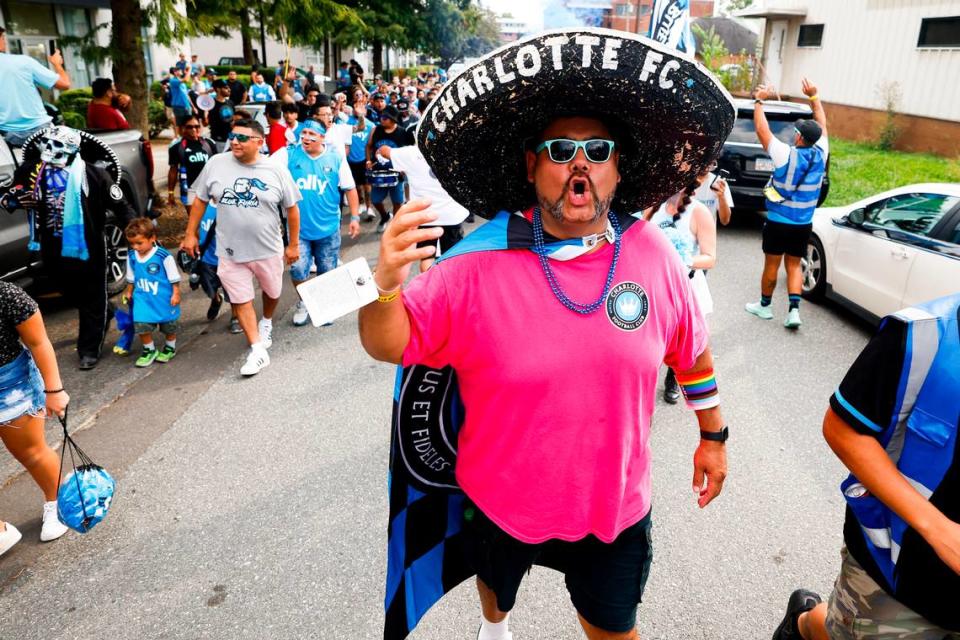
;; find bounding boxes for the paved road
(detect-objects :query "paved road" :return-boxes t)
[0,215,873,639]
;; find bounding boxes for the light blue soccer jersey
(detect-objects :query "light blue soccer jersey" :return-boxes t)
[347,117,375,164]
[126,246,181,323]
[284,145,352,240]
[198,204,219,266]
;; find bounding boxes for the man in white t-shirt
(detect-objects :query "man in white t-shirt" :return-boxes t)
[376,144,468,271]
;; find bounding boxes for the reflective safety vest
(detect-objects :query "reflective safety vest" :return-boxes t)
[841,293,960,591]
[765,145,825,225]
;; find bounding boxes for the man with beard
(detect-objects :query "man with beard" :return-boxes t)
[226,70,247,106]
[358,30,733,640]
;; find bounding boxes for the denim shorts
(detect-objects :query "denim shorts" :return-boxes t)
[0,350,46,426]
[371,181,405,207]
[290,234,341,281]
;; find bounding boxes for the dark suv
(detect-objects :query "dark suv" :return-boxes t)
[717,99,830,214]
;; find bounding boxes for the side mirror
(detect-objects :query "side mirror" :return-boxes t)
[847,208,865,226]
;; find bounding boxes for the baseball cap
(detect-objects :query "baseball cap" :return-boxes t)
[371,93,385,101]
[795,119,822,145]
[381,105,400,122]
[212,79,228,89]
[396,99,409,111]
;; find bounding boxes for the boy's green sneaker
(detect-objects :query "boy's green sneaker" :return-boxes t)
[135,347,158,367]
[155,345,177,363]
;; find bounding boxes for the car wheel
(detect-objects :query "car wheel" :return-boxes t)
[801,234,826,300]
[103,215,128,296]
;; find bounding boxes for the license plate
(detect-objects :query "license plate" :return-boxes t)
[753,158,775,172]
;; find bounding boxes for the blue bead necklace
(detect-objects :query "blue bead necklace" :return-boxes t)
[532,207,622,315]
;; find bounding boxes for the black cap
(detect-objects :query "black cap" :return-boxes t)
[381,105,400,122]
[396,99,409,111]
[212,79,228,89]
[795,119,822,145]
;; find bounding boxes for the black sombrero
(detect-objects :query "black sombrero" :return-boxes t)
[21,127,123,187]
[416,28,736,219]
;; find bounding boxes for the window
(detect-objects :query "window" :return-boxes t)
[863,193,959,237]
[726,118,797,145]
[616,3,635,16]
[797,24,824,47]
[918,16,960,48]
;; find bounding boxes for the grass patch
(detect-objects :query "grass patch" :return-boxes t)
[825,139,960,207]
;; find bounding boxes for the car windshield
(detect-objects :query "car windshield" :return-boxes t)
[726,118,797,145]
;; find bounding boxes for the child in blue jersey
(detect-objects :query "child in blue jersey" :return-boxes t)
[194,204,240,333]
[123,218,181,367]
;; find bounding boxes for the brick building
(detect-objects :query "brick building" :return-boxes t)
[607,0,715,34]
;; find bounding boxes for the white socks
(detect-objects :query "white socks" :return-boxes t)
[478,613,511,640]
[142,340,155,351]
[259,318,272,327]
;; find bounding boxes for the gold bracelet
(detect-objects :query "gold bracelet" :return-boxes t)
[377,291,400,303]
[809,94,820,101]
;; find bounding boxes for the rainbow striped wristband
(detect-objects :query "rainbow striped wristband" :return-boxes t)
[675,368,720,410]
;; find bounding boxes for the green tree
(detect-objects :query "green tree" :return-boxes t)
[722,0,754,15]
[422,1,501,70]
[691,23,728,72]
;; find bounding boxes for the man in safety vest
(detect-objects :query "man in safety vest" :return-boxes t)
[746,78,827,330]
[772,293,960,640]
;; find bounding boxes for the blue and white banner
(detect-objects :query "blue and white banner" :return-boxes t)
[648,0,697,55]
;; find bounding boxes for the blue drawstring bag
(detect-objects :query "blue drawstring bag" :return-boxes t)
[56,409,115,533]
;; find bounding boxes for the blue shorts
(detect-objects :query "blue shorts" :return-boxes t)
[290,233,340,282]
[371,180,405,207]
[0,350,45,425]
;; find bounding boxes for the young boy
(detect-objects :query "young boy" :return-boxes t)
[124,218,181,367]
[281,102,302,142]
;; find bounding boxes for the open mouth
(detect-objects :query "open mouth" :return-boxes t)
[568,177,591,206]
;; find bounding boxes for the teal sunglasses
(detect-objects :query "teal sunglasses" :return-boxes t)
[535,138,616,164]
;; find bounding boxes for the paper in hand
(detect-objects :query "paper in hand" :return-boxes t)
[295,257,378,327]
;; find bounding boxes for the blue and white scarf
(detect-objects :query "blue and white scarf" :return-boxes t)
[29,158,89,261]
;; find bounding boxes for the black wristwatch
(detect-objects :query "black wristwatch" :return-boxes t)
[700,426,729,443]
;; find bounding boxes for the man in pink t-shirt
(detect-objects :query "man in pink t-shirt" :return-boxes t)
[360,30,735,640]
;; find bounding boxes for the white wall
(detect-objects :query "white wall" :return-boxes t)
[768,0,960,121]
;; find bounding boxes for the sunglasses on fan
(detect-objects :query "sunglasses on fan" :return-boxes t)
[228,132,262,143]
[535,138,616,164]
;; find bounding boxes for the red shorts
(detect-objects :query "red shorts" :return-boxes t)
[216,255,284,304]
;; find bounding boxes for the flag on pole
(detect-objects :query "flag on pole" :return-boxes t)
[648,0,697,55]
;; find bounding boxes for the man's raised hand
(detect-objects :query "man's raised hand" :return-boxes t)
[375,199,442,291]
[801,78,818,98]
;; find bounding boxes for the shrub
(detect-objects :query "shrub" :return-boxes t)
[56,88,92,118]
[876,81,901,151]
[148,101,168,138]
[61,111,86,130]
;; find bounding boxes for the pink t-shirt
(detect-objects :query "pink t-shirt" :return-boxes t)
[401,219,707,544]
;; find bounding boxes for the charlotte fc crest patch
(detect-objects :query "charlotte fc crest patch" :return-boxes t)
[606,282,649,331]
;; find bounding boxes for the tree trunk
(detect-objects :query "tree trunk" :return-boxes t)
[240,9,255,65]
[257,3,268,66]
[372,40,383,76]
[111,0,149,135]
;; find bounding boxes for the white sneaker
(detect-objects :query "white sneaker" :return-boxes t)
[745,301,774,320]
[292,301,310,326]
[258,320,273,349]
[784,308,803,329]
[40,500,68,542]
[240,347,270,376]
[0,522,22,557]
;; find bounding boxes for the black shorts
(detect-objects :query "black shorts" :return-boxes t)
[762,220,812,257]
[416,224,464,257]
[464,502,653,633]
[348,161,367,187]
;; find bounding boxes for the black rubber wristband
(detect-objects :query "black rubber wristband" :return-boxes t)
[44,388,64,394]
[700,426,729,442]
